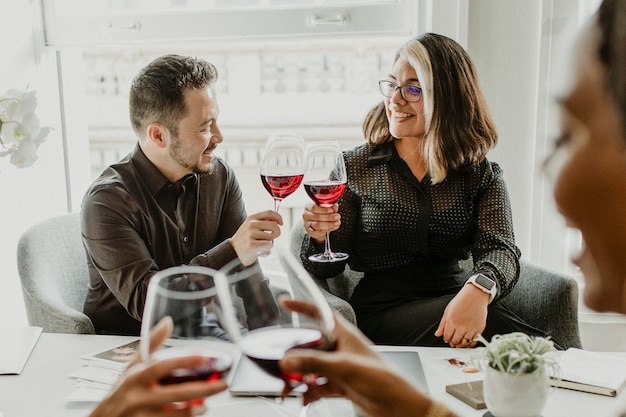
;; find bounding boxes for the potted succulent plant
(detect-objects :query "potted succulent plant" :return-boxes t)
[470,332,559,417]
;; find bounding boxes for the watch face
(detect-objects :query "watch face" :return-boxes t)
[475,275,495,290]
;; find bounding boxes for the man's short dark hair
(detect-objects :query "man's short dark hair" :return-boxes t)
[129,54,218,138]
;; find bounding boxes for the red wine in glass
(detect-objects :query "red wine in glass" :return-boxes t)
[150,347,233,407]
[239,326,334,395]
[140,266,232,409]
[303,181,346,207]
[259,135,305,213]
[304,141,349,263]
[156,352,232,385]
[215,249,337,405]
[261,173,304,208]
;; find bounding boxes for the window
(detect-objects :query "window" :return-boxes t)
[42,0,415,46]
[42,0,427,231]
[81,38,403,229]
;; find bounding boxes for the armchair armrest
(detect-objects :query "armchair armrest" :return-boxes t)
[316,283,357,324]
[501,260,582,349]
[289,223,359,324]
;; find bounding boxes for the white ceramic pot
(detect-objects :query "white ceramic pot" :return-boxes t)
[483,366,549,417]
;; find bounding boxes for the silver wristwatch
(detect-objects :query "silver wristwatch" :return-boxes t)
[465,274,497,303]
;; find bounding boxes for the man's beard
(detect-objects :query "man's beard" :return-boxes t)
[170,136,215,176]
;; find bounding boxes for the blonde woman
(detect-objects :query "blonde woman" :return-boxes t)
[288,3,626,414]
[300,33,551,348]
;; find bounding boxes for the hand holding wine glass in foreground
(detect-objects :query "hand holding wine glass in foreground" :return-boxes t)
[89,316,228,417]
[139,266,235,411]
[279,299,447,417]
[304,141,349,263]
[90,267,451,417]
[215,246,336,398]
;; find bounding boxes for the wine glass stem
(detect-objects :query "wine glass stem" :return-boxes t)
[260,198,282,255]
[323,232,334,260]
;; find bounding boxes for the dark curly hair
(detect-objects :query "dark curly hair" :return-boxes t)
[597,0,626,137]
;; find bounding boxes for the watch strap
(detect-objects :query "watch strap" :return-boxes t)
[466,274,497,303]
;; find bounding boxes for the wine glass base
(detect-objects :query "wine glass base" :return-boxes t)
[256,240,275,257]
[308,252,349,263]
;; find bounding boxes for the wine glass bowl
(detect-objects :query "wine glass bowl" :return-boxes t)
[303,141,349,263]
[260,134,305,213]
[304,181,346,207]
[149,344,232,386]
[214,246,336,395]
[140,265,234,407]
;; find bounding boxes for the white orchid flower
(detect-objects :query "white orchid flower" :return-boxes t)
[0,88,52,169]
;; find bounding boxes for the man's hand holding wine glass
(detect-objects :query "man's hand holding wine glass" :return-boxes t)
[229,210,283,266]
[255,134,305,257]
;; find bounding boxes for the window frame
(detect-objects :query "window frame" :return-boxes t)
[41,0,416,46]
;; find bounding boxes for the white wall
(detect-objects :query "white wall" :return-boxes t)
[467,0,586,276]
[467,0,543,260]
[0,0,70,327]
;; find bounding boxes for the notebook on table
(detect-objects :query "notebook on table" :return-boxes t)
[0,326,42,375]
[549,348,626,397]
[229,348,428,397]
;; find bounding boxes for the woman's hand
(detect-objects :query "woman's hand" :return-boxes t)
[302,203,341,244]
[279,299,445,417]
[88,317,228,417]
[434,284,489,348]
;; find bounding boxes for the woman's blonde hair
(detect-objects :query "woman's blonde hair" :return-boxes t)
[363,33,497,183]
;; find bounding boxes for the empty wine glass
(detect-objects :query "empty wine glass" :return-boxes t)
[214,245,336,397]
[304,141,349,263]
[260,134,305,213]
[140,266,234,410]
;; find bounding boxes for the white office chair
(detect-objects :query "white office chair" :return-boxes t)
[17,213,95,334]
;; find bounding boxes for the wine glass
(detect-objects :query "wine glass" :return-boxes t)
[303,141,349,263]
[214,246,336,397]
[260,134,305,213]
[140,265,234,409]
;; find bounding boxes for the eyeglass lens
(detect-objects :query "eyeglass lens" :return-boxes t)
[378,81,422,102]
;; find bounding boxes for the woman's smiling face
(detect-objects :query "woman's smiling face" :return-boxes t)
[552,24,626,313]
[383,59,426,140]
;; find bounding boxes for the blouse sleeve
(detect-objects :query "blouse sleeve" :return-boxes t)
[470,162,521,301]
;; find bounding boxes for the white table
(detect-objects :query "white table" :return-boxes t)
[0,333,624,417]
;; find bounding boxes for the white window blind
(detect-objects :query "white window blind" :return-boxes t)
[42,0,416,46]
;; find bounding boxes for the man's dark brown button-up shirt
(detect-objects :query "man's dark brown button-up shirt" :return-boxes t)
[81,145,246,335]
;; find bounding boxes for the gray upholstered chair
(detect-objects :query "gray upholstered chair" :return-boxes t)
[16,213,288,335]
[17,213,95,334]
[289,222,582,349]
